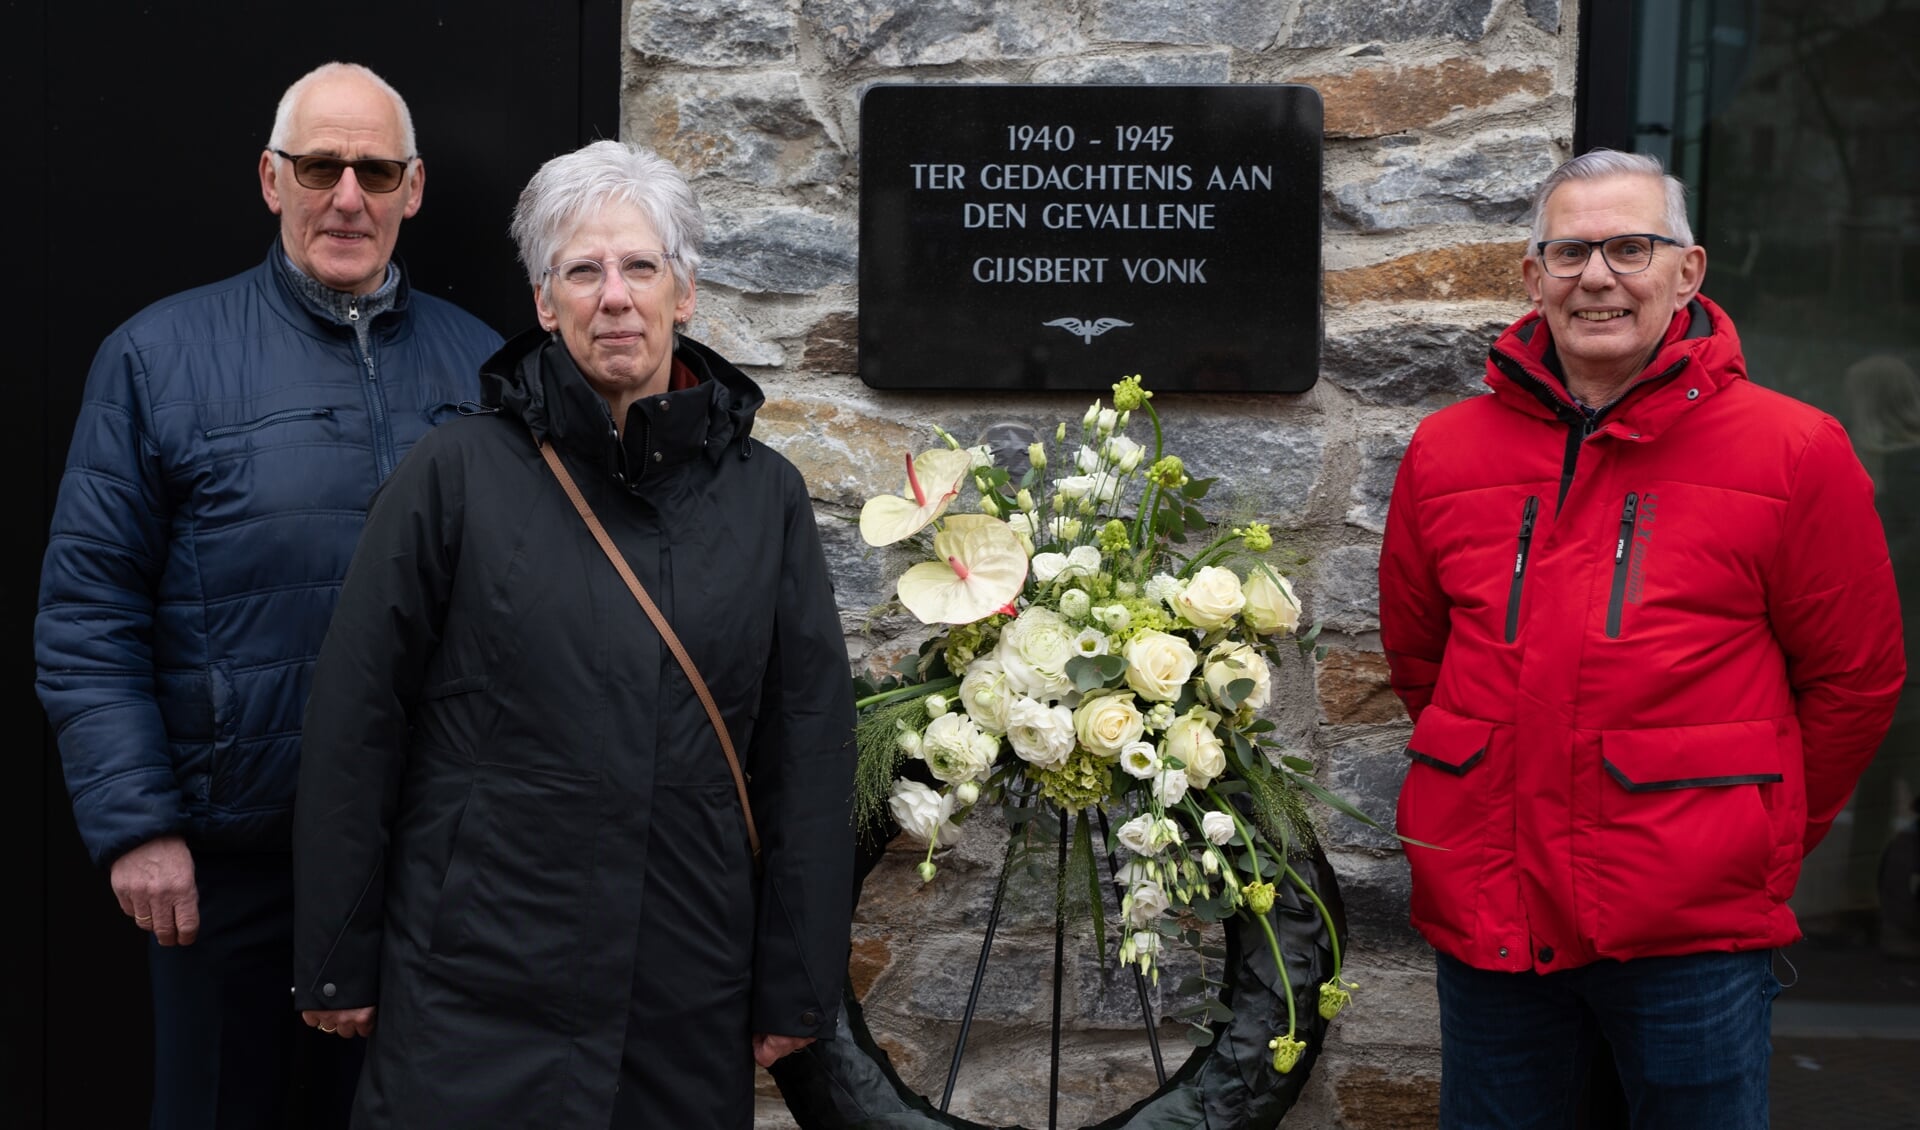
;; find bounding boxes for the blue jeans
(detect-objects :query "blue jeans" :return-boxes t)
[1435,949,1780,1130]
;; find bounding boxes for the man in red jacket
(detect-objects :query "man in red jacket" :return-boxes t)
[1379,149,1904,1128]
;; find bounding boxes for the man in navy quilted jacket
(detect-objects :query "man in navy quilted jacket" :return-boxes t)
[34,62,500,1128]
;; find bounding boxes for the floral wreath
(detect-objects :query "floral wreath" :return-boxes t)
[775,378,1386,1127]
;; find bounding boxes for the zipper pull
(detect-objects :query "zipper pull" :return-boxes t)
[1614,493,1639,562]
[347,299,360,323]
[1514,497,1539,577]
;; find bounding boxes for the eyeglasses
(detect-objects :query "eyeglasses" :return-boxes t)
[269,149,414,193]
[543,252,678,297]
[1535,234,1681,278]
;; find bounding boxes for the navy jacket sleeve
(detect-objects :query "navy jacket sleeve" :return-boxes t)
[292,431,463,1012]
[35,329,186,867]
[745,464,857,1038]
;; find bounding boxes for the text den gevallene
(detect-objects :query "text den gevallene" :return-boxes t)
[910,123,1276,288]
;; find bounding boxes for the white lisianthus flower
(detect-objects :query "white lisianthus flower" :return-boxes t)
[1116,813,1182,856]
[888,779,961,846]
[1071,627,1107,657]
[1076,444,1102,474]
[1096,407,1118,435]
[1143,572,1183,608]
[1058,588,1093,621]
[1202,641,1272,712]
[966,444,994,469]
[996,608,1078,700]
[1202,810,1236,845]
[1154,765,1190,806]
[1242,569,1301,635]
[1092,603,1131,632]
[1073,693,1145,759]
[1045,516,1084,542]
[1123,631,1199,702]
[920,712,999,784]
[1174,565,1247,630]
[1119,740,1160,779]
[1164,708,1227,786]
[1083,400,1101,429]
[958,656,1013,734]
[1054,474,1120,506]
[1006,696,1076,768]
[1104,434,1145,473]
[1126,876,1170,926]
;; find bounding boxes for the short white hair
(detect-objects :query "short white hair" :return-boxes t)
[267,62,417,159]
[510,140,705,294]
[1528,149,1693,248]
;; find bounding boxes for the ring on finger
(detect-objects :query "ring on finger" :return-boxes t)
[134,915,153,925]
[320,1025,337,1033]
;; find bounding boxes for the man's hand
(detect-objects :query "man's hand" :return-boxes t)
[109,835,199,946]
[752,1033,815,1068]
[303,1007,377,1039]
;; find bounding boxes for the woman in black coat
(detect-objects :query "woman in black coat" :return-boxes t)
[291,140,856,1128]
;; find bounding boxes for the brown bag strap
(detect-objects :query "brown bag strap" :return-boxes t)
[537,440,761,865]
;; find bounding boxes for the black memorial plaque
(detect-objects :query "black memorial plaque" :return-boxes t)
[859,84,1323,393]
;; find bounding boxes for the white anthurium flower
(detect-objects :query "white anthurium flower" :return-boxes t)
[895,515,1029,625]
[1005,695,1077,768]
[1119,739,1160,779]
[888,779,961,846]
[859,447,976,546]
[1202,810,1236,845]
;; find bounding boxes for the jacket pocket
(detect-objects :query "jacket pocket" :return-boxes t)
[1590,720,1781,954]
[203,406,334,438]
[1505,496,1539,643]
[1605,492,1639,638]
[1399,706,1505,953]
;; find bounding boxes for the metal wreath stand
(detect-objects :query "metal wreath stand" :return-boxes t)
[771,794,1345,1130]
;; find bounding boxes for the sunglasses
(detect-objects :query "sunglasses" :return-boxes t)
[270,149,414,193]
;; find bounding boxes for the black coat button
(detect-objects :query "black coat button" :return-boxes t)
[321,982,337,998]
[801,1010,819,1026]
[1537,946,1554,964]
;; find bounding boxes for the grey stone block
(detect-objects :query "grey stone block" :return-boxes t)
[1312,544,1382,634]
[1162,413,1326,528]
[631,73,846,190]
[628,0,795,66]
[1327,135,1557,230]
[800,0,1081,67]
[1290,0,1496,46]
[1527,0,1563,34]
[1347,423,1415,533]
[1323,320,1505,407]
[1324,849,1425,953]
[1088,0,1284,50]
[1318,726,1412,852]
[702,207,857,295]
[1031,51,1233,85]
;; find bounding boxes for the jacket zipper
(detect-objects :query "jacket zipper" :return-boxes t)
[1606,492,1640,638]
[1505,496,1539,643]
[203,406,333,438]
[359,337,396,481]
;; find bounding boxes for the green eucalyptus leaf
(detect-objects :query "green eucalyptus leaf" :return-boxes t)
[1281,755,1316,773]
[1181,477,1216,499]
[1186,1025,1217,1048]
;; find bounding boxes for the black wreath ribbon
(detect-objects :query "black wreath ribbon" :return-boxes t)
[772,819,1345,1129]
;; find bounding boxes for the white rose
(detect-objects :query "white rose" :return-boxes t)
[996,608,1078,700]
[1123,631,1199,702]
[1119,740,1159,779]
[1243,570,1301,635]
[1154,765,1189,806]
[1202,810,1236,845]
[1202,641,1272,713]
[1006,696,1076,768]
[1058,588,1092,621]
[1164,708,1227,787]
[1073,693,1145,758]
[888,779,961,846]
[1173,565,1247,630]
[920,712,999,784]
[1143,572,1183,608]
[958,656,1013,734]
[1031,552,1069,583]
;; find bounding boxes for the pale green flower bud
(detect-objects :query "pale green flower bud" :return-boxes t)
[1016,488,1036,512]
[1058,589,1092,620]
[955,780,981,806]
[1028,442,1047,470]
[1056,422,1067,443]
[1083,401,1101,429]
[978,495,1001,517]
[924,694,949,718]
[917,861,938,883]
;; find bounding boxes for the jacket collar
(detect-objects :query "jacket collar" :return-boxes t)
[261,241,414,340]
[1484,296,1747,444]
[480,329,764,490]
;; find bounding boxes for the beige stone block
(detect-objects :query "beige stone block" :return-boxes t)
[1325,242,1530,307]
[1333,1064,1441,1129]
[1318,649,1406,725]
[1307,59,1553,139]
[802,311,858,374]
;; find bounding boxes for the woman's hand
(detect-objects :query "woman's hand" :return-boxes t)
[303,1006,376,1039]
[752,1033,815,1068]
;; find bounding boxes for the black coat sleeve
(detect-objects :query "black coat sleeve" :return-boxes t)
[292,429,465,1012]
[745,464,856,1038]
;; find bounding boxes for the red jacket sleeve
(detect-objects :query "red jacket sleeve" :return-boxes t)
[1378,429,1451,723]
[1765,415,1905,854]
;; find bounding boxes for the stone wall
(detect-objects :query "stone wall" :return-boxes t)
[620,1,1577,1126]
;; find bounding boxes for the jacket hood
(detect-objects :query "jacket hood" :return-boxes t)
[1484,295,1748,443]
[479,329,765,487]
